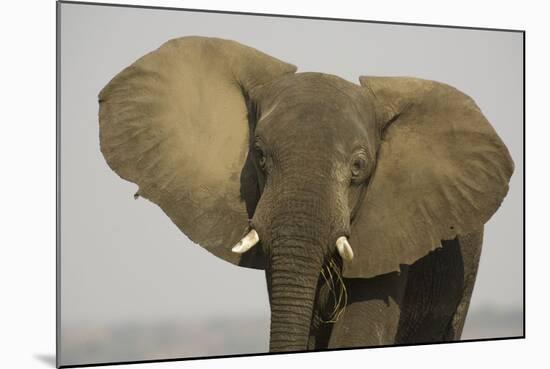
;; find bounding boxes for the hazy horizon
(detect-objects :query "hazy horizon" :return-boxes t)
[60,306,523,366]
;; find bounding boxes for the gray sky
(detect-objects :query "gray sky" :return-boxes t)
[59,0,523,334]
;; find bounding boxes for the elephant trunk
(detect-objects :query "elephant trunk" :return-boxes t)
[253,162,347,352]
[268,237,323,352]
[264,183,334,352]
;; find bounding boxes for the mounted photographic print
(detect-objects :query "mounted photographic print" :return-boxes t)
[57,1,524,367]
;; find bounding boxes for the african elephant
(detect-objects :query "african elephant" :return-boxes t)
[98,36,514,352]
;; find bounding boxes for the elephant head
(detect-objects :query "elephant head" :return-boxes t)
[98,36,514,352]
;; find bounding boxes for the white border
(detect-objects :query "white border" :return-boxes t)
[2,1,545,368]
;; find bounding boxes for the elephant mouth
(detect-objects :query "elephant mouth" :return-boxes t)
[316,256,348,323]
[233,227,354,264]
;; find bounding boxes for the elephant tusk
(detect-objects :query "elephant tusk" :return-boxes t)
[336,236,354,261]
[232,229,260,254]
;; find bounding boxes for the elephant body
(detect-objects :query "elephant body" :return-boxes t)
[310,229,482,349]
[98,37,513,352]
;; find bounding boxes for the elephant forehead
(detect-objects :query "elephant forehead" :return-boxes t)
[265,72,365,107]
[256,100,373,157]
[256,72,373,135]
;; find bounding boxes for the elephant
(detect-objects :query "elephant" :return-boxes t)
[98,36,514,353]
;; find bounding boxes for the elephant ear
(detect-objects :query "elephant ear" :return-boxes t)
[343,76,514,278]
[99,36,296,269]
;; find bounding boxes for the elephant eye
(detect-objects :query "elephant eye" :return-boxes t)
[258,153,266,169]
[255,143,267,170]
[351,158,365,177]
[350,151,369,183]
